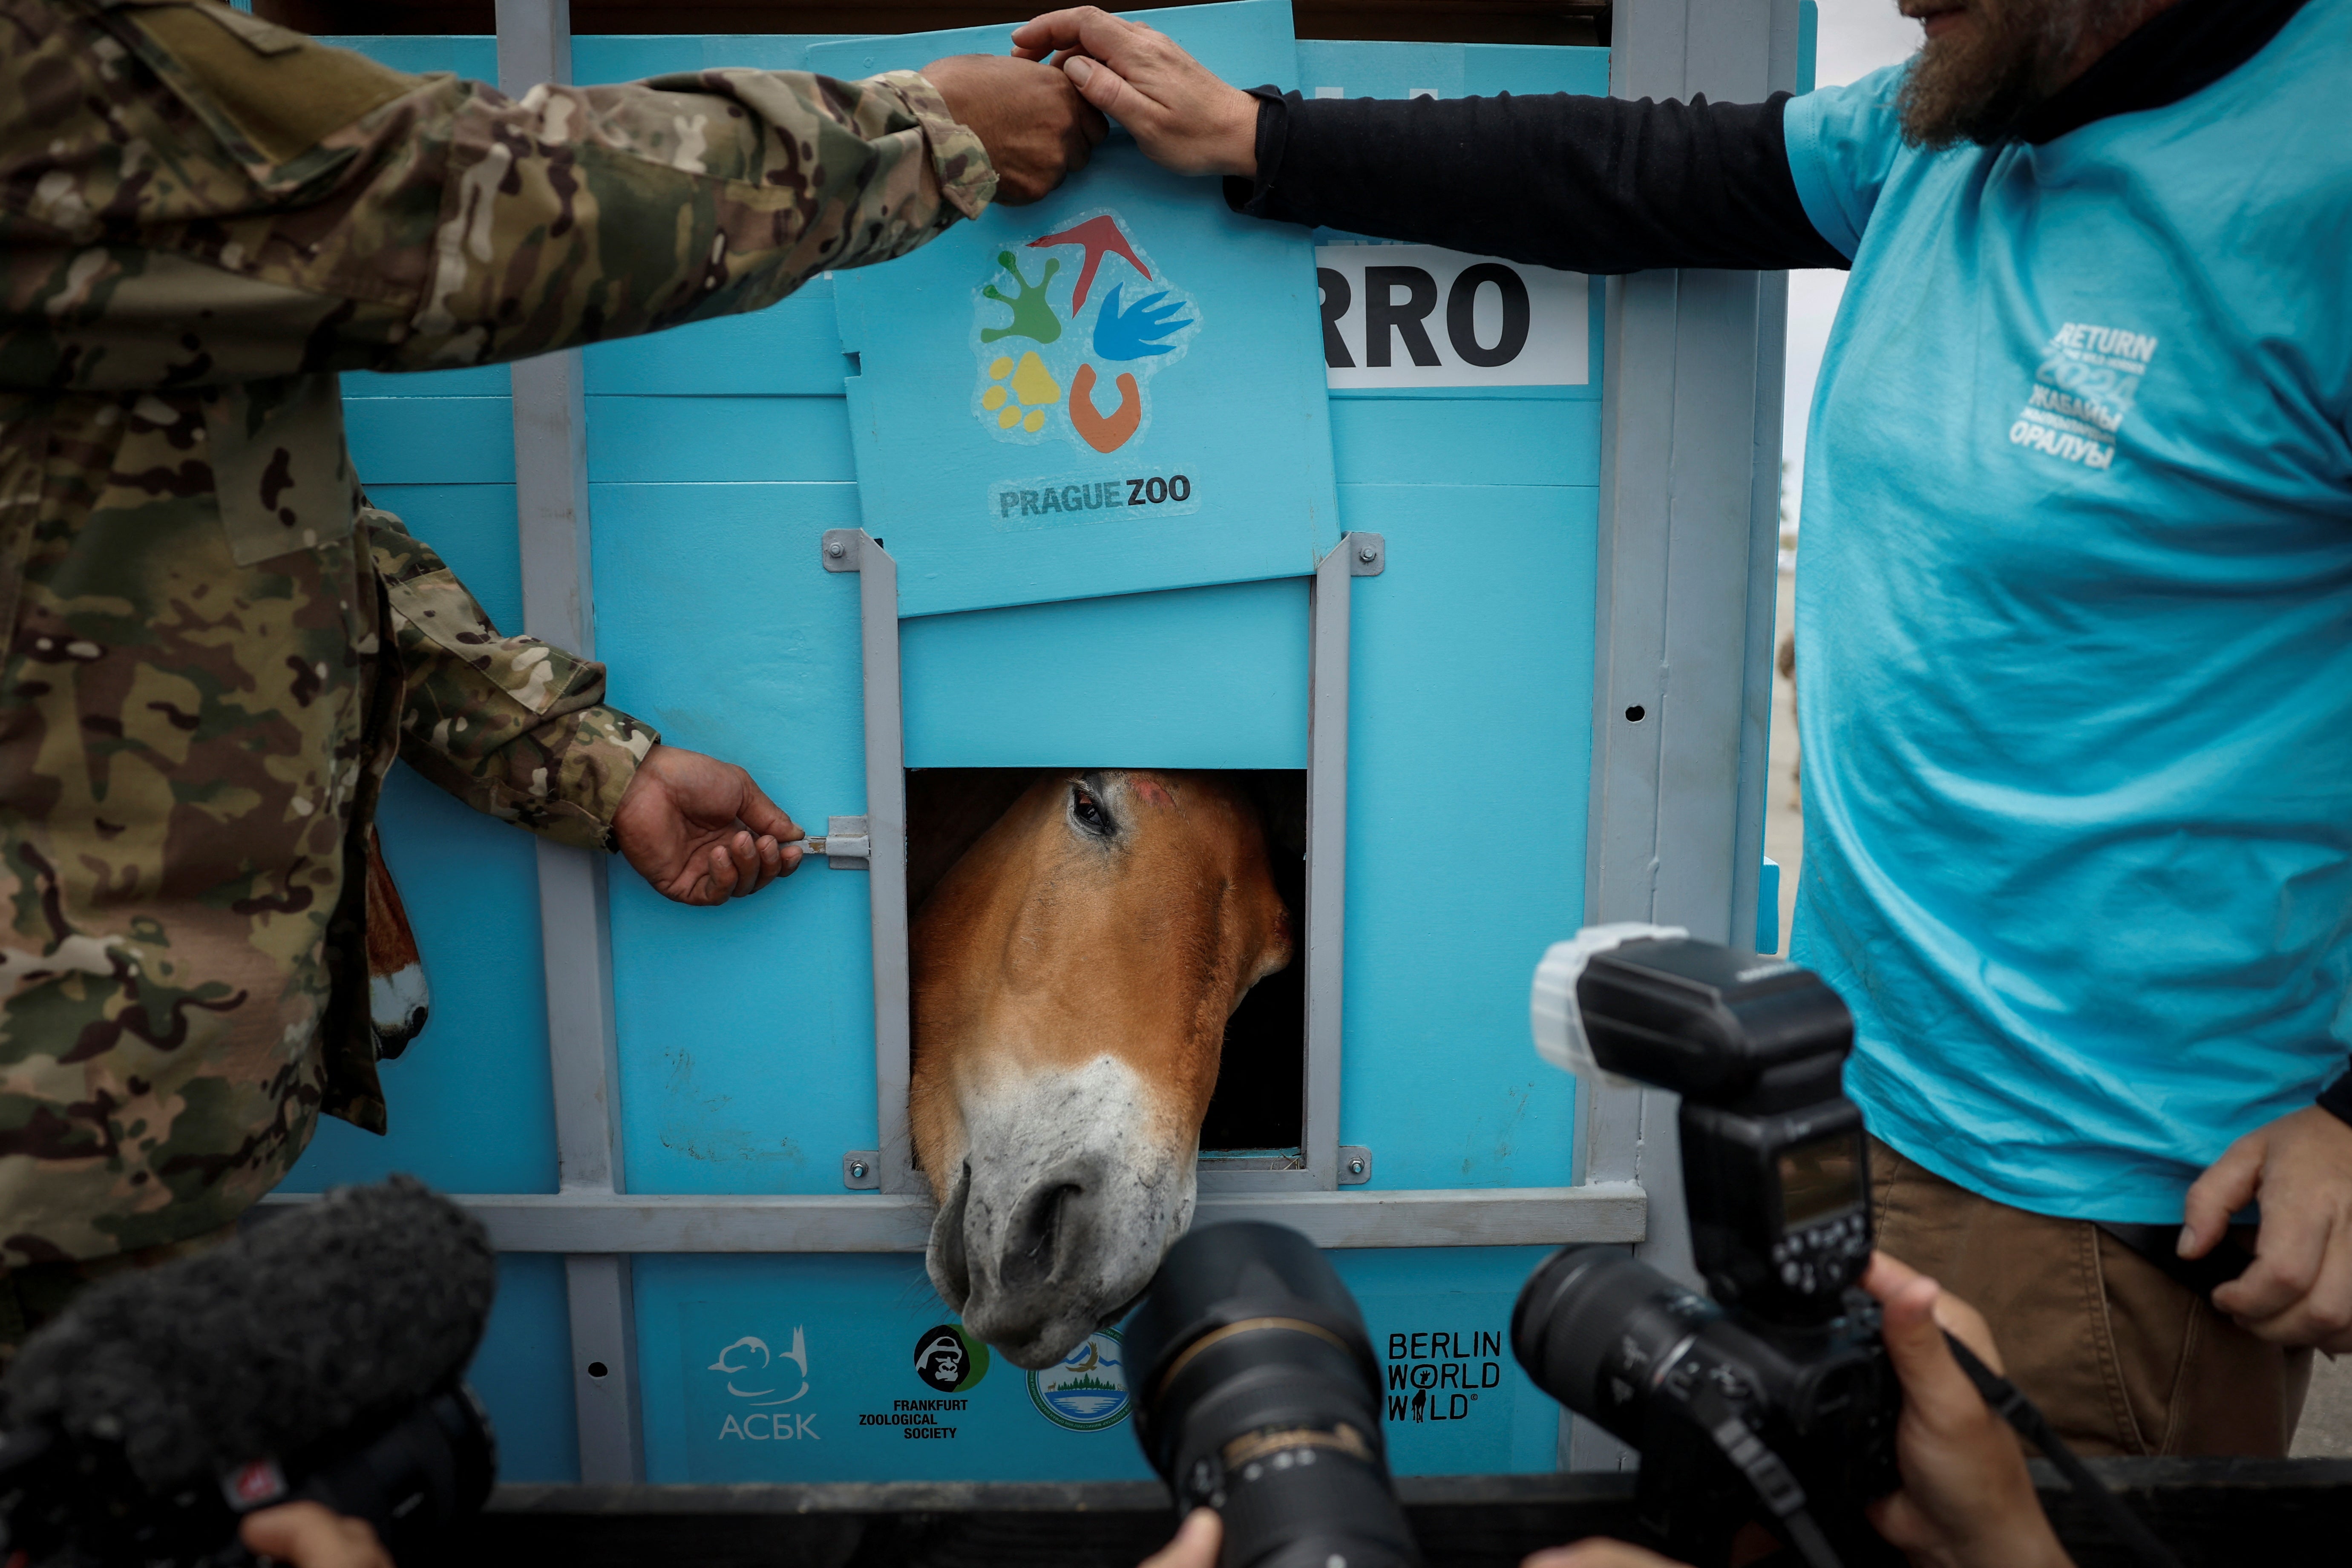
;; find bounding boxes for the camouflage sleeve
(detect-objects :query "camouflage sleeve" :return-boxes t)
[389,65,996,368]
[367,509,657,852]
[19,5,994,385]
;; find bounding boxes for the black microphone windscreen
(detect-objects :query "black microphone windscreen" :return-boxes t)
[3,1176,495,1491]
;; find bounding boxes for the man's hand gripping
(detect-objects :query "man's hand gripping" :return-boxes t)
[1010,7,1260,177]
[612,744,806,905]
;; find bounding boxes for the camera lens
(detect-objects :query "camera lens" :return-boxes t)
[1511,1246,1722,1444]
[1124,1223,1422,1568]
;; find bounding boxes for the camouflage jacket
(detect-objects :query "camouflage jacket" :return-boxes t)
[0,0,993,1265]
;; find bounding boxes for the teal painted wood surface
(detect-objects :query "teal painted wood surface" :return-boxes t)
[582,283,847,397]
[591,481,880,1199]
[1336,480,1596,1190]
[585,396,858,484]
[902,578,1310,770]
[633,1246,1563,1484]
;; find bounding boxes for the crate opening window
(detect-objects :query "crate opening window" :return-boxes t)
[904,767,1307,1162]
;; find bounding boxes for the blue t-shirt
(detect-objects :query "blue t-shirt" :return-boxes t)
[1779,2,2352,1223]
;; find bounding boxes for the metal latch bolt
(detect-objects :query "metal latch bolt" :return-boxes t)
[801,815,869,869]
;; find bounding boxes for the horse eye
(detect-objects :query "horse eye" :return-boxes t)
[1072,788,1108,833]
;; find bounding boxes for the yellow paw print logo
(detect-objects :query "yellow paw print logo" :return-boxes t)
[982,350,1061,434]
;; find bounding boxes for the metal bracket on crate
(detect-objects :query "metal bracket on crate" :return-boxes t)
[1348,533,1386,576]
[841,1150,881,1190]
[1339,1145,1373,1185]
[818,527,919,1197]
[809,815,870,869]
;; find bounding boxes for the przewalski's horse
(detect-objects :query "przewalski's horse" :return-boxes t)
[909,769,1293,1369]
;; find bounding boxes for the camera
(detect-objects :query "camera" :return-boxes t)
[1516,934,1901,1566]
[1123,1221,1421,1568]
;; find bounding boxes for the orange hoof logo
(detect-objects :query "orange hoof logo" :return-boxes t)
[1068,364,1142,454]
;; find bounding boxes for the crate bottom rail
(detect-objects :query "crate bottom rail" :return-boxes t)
[257,1182,1647,1252]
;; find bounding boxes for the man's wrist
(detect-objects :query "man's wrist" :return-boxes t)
[1213,83,1260,177]
[892,68,998,219]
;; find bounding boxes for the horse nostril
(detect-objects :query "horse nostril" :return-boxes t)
[1000,1181,1080,1290]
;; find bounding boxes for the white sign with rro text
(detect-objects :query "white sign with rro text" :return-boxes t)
[1315,244,1588,390]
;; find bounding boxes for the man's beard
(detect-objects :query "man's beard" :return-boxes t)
[1897,0,2143,148]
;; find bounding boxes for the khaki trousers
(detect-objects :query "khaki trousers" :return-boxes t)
[1870,1136,2312,1456]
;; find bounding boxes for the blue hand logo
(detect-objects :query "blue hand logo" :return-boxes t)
[1091,284,1195,362]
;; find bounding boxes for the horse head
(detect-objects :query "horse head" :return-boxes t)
[909,769,1293,1369]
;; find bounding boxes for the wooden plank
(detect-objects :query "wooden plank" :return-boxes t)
[581,288,847,397]
[1329,398,1602,487]
[584,396,855,484]
[345,396,517,484]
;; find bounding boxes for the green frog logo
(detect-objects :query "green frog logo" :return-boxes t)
[973,212,1200,455]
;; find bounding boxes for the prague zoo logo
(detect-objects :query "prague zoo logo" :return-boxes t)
[1027,1326,1131,1431]
[972,211,1200,456]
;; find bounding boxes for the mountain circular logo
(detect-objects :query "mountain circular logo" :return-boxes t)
[1027,1327,1130,1431]
[911,1322,989,1395]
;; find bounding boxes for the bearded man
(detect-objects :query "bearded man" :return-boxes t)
[1008,0,2352,1457]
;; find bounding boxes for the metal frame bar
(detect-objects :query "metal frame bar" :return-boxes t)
[261,1184,1644,1252]
[1197,532,1380,1192]
[1567,0,1802,1472]
[821,530,917,1194]
[826,532,1386,1197]
[500,0,643,1492]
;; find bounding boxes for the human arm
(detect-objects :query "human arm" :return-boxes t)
[369,509,657,853]
[368,509,804,902]
[1008,6,1846,275]
[2180,1099,2352,1352]
[20,7,1094,389]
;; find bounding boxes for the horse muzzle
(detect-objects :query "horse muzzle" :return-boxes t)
[924,1080,1196,1369]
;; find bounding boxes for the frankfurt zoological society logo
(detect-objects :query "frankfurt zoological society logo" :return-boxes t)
[1028,1327,1131,1431]
[912,1322,990,1394]
[972,210,1200,457]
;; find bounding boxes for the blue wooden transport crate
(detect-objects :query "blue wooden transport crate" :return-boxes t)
[285,1,1794,1488]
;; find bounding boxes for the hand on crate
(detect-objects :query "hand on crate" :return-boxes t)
[921,54,1108,204]
[612,744,806,904]
[2184,1103,2352,1353]
[1010,8,1261,178]
[239,1504,392,1568]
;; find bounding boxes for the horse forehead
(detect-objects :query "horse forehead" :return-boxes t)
[1124,774,1175,808]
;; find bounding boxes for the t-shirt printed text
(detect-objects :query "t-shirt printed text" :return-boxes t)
[2008,320,2159,470]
